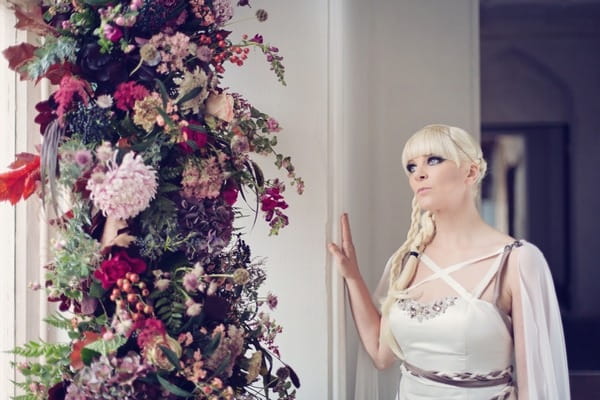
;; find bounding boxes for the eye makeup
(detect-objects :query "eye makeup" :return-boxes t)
[405,155,446,174]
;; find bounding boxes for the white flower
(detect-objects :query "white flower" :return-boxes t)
[87,152,158,220]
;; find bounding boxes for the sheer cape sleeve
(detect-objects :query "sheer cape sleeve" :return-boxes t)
[512,241,570,399]
[354,254,401,400]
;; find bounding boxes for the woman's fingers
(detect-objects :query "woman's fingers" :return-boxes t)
[341,213,355,253]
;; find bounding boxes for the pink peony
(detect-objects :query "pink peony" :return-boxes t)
[87,151,158,220]
[205,92,234,123]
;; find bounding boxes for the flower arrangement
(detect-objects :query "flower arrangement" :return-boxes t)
[1,0,303,399]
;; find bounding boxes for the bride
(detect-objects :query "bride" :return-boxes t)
[327,124,569,399]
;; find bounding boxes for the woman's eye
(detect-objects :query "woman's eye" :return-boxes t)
[406,163,416,173]
[427,156,444,165]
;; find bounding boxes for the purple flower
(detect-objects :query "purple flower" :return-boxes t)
[267,293,278,310]
[266,117,281,132]
[74,149,92,167]
[251,34,263,44]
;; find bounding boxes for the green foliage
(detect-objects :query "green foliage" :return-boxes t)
[11,340,71,396]
[153,291,186,332]
[25,36,78,81]
[44,312,74,331]
[49,198,101,300]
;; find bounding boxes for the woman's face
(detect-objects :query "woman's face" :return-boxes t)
[405,154,474,212]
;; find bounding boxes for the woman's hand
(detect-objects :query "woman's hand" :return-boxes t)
[327,213,360,280]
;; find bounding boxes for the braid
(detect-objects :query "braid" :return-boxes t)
[379,198,436,358]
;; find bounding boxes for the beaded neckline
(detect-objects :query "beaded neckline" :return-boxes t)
[396,296,459,322]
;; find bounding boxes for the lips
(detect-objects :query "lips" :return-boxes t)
[417,187,431,194]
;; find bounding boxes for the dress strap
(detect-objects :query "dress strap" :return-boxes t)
[471,252,506,299]
[492,240,523,306]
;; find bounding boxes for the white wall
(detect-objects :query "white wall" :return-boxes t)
[227,0,480,398]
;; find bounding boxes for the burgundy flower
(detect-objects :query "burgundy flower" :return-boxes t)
[222,180,239,205]
[94,250,147,289]
[260,185,288,221]
[114,81,150,111]
[34,99,58,135]
[179,123,208,154]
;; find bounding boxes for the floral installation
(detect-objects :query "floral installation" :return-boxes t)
[0,0,303,399]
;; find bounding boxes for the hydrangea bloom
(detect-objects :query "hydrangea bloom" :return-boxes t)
[87,152,158,220]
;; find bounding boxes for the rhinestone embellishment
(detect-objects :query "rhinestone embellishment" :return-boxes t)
[397,296,459,322]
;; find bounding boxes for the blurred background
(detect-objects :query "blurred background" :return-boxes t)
[479,0,600,397]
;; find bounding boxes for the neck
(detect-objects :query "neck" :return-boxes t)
[428,200,489,250]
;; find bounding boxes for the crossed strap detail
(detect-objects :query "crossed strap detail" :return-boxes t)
[406,240,523,305]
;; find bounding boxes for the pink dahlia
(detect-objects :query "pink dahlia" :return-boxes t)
[87,152,158,220]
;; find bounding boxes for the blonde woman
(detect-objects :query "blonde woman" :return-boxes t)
[328,124,569,399]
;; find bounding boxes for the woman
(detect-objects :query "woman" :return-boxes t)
[327,124,569,399]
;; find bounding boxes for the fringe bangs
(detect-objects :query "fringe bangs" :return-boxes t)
[401,126,464,173]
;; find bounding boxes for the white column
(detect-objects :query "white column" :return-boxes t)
[342,0,480,397]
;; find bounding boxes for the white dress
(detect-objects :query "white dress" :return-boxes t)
[354,240,570,400]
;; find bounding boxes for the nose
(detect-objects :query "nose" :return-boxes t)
[414,165,428,181]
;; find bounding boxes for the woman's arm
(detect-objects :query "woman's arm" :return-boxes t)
[327,213,397,370]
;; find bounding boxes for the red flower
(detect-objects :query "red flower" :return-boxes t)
[179,123,208,154]
[114,81,149,111]
[94,250,147,289]
[0,153,40,205]
[53,75,91,122]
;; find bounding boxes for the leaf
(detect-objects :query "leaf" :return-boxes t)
[88,280,105,299]
[155,107,176,129]
[285,363,301,388]
[203,333,221,358]
[12,3,57,36]
[83,0,115,5]
[40,62,76,85]
[2,42,37,78]
[156,374,194,398]
[176,86,203,106]
[84,335,126,356]
[154,78,169,108]
[159,345,182,372]
[158,183,180,193]
[80,348,101,366]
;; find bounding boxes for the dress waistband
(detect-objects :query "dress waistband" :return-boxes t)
[401,361,513,389]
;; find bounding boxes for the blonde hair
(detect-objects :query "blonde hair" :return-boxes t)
[380,124,487,358]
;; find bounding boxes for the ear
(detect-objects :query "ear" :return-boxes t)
[464,163,479,185]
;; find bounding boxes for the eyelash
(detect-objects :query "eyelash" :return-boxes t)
[406,156,445,173]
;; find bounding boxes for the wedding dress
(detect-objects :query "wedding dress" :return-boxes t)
[354,240,570,399]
